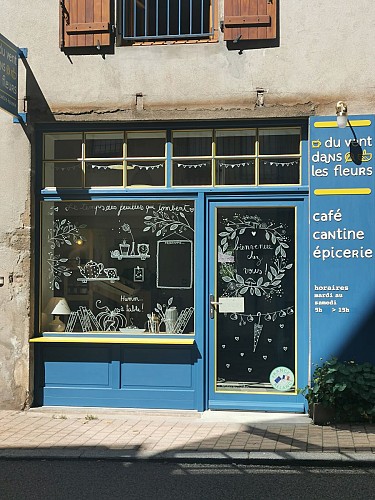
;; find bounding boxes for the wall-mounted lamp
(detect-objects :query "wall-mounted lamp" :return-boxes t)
[336,101,362,165]
[336,101,358,144]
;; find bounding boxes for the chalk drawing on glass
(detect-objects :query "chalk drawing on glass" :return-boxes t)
[143,207,194,237]
[110,223,150,260]
[133,266,144,282]
[76,258,119,283]
[226,306,294,352]
[65,300,127,333]
[152,297,193,334]
[47,252,72,290]
[47,218,86,290]
[218,213,293,300]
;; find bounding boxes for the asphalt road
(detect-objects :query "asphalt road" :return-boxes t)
[0,460,374,500]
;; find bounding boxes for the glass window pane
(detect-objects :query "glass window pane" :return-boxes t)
[216,130,256,156]
[259,158,300,185]
[85,162,124,187]
[127,161,165,187]
[44,162,82,188]
[172,160,212,186]
[127,132,166,158]
[173,131,212,157]
[259,128,300,155]
[215,206,296,393]
[44,133,82,160]
[40,200,195,335]
[215,159,255,186]
[85,133,124,158]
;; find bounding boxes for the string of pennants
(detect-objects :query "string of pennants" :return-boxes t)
[54,160,299,171]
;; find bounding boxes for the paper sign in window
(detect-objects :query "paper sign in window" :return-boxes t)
[218,297,244,313]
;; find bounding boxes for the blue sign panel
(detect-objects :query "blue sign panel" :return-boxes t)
[310,116,375,365]
[0,33,18,116]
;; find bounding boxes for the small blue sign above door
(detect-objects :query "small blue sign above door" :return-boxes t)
[310,116,375,365]
[0,33,18,116]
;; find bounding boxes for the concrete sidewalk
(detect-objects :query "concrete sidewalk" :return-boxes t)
[0,408,374,465]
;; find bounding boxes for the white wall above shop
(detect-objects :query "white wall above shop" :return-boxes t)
[1,0,374,120]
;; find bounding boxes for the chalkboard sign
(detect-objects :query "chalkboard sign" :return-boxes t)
[157,239,193,289]
[216,206,296,392]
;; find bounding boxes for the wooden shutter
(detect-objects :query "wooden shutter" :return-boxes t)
[224,0,277,41]
[60,0,112,48]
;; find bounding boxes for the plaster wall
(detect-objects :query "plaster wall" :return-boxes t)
[1,1,375,121]
[0,111,32,409]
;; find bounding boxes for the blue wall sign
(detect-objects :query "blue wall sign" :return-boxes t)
[310,116,375,365]
[0,33,18,116]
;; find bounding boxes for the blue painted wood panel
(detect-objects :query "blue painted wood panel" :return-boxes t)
[121,346,193,388]
[43,345,113,387]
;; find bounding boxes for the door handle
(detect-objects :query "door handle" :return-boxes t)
[210,294,220,319]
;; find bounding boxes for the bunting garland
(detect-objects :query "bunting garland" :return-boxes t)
[263,160,299,167]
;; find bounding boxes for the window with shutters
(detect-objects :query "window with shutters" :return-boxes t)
[121,0,216,43]
[223,0,277,42]
[60,0,112,49]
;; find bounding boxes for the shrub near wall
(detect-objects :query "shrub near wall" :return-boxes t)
[300,358,375,424]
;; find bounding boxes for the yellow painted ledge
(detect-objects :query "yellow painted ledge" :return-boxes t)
[314,188,371,196]
[30,337,195,345]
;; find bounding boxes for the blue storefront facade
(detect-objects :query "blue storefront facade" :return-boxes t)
[31,116,375,412]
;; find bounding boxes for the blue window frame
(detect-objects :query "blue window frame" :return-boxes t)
[121,0,215,42]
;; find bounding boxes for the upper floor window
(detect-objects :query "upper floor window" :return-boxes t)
[121,0,215,42]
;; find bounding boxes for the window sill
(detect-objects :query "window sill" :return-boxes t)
[30,333,195,345]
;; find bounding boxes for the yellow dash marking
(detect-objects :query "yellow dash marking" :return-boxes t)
[314,188,371,196]
[314,120,371,128]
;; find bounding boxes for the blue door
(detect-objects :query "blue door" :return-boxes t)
[207,198,308,412]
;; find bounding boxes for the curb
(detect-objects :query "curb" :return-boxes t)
[0,450,374,466]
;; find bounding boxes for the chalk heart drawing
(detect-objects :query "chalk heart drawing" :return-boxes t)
[222,345,226,348]
[240,352,245,357]
[279,324,284,329]
[268,338,272,343]
[226,364,230,368]
[247,368,253,372]
[263,355,268,360]
[283,346,288,351]
[235,336,240,341]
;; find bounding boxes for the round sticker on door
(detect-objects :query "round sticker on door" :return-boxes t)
[269,366,295,392]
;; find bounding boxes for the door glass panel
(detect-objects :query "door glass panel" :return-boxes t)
[215,206,296,393]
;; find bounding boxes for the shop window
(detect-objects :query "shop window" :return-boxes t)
[126,132,166,187]
[223,0,277,42]
[43,133,83,189]
[42,126,301,189]
[172,131,213,186]
[258,128,301,185]
[215,129,256,186]
[121,0,215,42]
[40,200,195,335]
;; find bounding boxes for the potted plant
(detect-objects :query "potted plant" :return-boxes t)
[299,357,375,425]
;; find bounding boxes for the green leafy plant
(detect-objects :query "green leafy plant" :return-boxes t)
[299,357,375,423]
